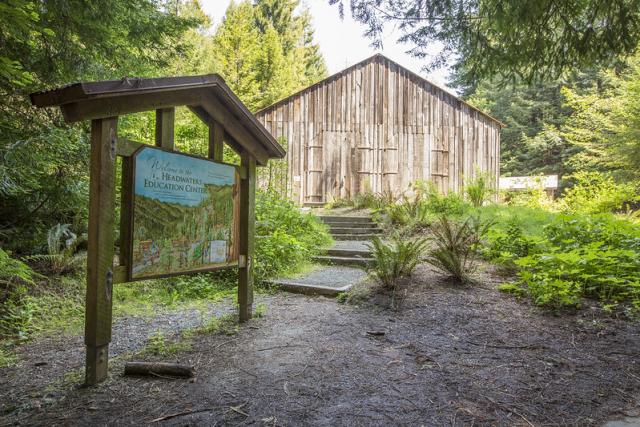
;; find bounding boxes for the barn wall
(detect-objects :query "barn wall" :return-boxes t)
[256,56,501,205]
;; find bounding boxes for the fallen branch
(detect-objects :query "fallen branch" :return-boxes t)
[124,361,194,378]
[150,408,214,423]
[465,340,543,350]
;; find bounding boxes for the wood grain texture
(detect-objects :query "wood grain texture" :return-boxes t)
[238,151,256,322]
[256,55,501,204]
[209,120,224,162]
[85,117,118,385]
[155,108,175,150]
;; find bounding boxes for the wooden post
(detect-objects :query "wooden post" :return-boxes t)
[119,157,133,271]
[85,117,118,385]
[209,121,224,162]
[155,107,175,149]
[238,150,256,322]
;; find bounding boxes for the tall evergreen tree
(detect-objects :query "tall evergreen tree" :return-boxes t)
[212,1,262,110]
[212,0,327,110]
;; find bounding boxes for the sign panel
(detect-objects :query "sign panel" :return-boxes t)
[499,175,559,190]
[129,146,239,280]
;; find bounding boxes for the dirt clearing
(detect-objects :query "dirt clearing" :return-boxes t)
[2,264,640,426]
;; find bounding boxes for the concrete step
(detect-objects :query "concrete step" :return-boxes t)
[333,234,378,241]
[324,221,380,228]
[330,227,383,235]
[266,266,367,297]
[313,255,373,268]
[318,216,373,224]
[326,247,372,258]
[313,256,373,267]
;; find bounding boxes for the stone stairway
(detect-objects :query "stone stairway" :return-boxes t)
[313,215,380,267]
[267,212,379,297]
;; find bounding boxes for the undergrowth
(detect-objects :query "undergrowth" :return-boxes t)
[255,190,332,280]
[483,206,640,311]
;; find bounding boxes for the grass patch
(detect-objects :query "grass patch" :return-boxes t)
[143,330,192,356]
[0,345,17,368]
[275,262,322,279]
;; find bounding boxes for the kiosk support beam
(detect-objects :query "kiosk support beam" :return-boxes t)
[238,151,256,322]
[155,108,175,149]
[209,120,224,162]
[85,117,118,385]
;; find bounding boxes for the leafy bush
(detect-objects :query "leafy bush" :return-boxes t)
[502,176,558,211]
[0,248,40,340]
[25,224,86,275]
[353,191,397,210]
[383,180,469,230]
[515,247,640,309]
[413,180,469,216]
[483,220,546,272]
[561,171,638,214]
[324,196,353,209]
[255,190,332,280]
[425,215,491,283]
[369,234,428,289]
[485,207,640,310]
[0,247,38,289]
[465,171,494,207]
[386,194,433,227]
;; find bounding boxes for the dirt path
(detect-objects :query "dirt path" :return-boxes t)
[0,297,239,418]
[2,265,640,426]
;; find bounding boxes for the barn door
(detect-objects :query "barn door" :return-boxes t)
[303,129,324,204]
[320,130,361,201]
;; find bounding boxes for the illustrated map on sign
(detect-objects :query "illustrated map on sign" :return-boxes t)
[131,147,239,279]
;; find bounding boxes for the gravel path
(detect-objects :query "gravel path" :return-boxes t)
[0,297,241,416]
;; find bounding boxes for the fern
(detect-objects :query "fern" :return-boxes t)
[425,215,492,283]
[25,224,86,275]
[465,170,494,207]
[369,234,428,288]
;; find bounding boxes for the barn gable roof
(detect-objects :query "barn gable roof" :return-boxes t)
[256,54,505,127]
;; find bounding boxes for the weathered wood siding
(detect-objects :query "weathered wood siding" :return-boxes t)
[256,55,502,204]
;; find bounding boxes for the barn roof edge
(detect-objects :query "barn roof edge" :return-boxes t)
[255,53,506,128]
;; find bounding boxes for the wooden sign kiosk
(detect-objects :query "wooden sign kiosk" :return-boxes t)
[30,75,285,385]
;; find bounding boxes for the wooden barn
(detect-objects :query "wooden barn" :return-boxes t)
[255,54,503,205]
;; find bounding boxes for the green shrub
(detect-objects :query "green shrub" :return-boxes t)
[483,220,546,271]
[167,273,236,302]
[324,197,353,209]
[386,194,434,227]
[414,180,469,216]
[25,224,86,275]
[465,171,494,207]
[255,190,332,280]
[514,247,640,308]
[544,214,639,250]
[425,215,491,283]
[0,247,40,340]
[502,176,559,211]
[353,191,396,210]
[561,171,638,214]
[486,208,640,310]
[369,234,428,289]
[0,247,38,288]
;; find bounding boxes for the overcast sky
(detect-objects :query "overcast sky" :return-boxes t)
[200,0,453,91]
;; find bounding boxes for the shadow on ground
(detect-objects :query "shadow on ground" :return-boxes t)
[2,264,640,426]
